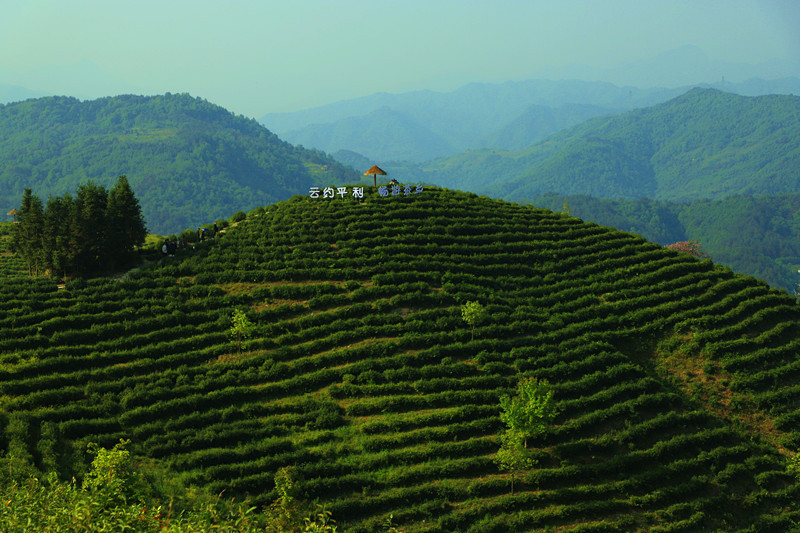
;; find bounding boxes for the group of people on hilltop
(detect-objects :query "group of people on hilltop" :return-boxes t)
[161,237,187,256]
[161,223,219,257]
[197,222,219,242]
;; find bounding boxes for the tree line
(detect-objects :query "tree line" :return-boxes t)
[11,175,147,278]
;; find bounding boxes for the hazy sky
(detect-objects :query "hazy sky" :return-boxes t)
[1,0,799,118]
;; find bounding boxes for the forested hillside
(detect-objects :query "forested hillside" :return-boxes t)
[0,94,359,234]
[1,188,799,531]
[420,88,800,201]
[527,193,800,293]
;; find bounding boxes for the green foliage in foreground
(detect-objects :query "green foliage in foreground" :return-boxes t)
[0,440,261,532]
[0,441,354,532]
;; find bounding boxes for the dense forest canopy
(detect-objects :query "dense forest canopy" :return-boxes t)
[0,93,360,234]
[11,176,147,278]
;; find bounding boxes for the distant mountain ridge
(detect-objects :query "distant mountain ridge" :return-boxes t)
[0,84,46,104]
[0,93,359,234]
[288,106,456,162]
[419,88,800,202]
[261,77,800,163]
[537,45,800,89]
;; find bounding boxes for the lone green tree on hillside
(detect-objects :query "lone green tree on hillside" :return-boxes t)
[229,309,255,352]
[461,301,487,340]
[495,377,557,494]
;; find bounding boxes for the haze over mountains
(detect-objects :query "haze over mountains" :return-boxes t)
[538,44,800,88]
[261,74,800,164]
[2,43,799,293]
[400,88,800,293]
[423,88,800,200]
[0,59,152,106]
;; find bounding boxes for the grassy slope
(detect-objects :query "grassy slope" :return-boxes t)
[1,188,800,531]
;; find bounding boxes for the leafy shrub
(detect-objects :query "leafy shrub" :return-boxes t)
[247,206,265,218]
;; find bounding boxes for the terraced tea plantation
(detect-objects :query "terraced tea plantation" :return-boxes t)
[1,187,800,531]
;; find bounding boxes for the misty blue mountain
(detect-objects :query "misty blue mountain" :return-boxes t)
[261,76,800,164]
[422,88,800,201]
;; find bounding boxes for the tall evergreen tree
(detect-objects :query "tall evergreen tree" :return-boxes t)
[42,194,74,279]
[14,178,148,278]
[11,188,45,275]
[72,182,108,275]
[105,175,147,270]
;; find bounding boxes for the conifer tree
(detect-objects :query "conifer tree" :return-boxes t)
[11,188,45,275]
[42,194,74,278]
[13,179,147,278]
[72,182,108,275]
[105,175,147,269]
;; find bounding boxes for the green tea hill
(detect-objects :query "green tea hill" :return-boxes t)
[420,88,800,202]
[0,94,359,234]
[1,188,800,531]
[526,192,800,293]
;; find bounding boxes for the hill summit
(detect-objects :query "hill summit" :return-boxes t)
[1,188,799,530]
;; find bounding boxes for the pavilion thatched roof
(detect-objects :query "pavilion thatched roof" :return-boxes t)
[363,165,386,176]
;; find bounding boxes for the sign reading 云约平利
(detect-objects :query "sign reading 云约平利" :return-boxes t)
[309,185,424,199]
